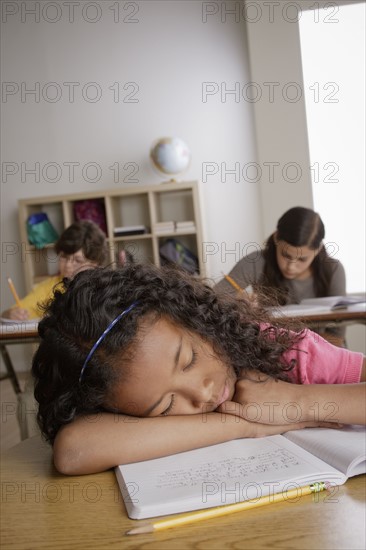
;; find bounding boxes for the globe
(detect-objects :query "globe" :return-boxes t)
[150,137,191,179]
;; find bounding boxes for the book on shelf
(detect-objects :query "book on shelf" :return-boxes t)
[273,295,366,318]
[115,425,365,519]
[153,221,175,234]
[176,220,196,231]
[153,221,196,234]
[113,225,149,237]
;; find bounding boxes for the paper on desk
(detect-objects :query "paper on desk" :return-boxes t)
[0,318,40,334]
[300,295,366,309]
[272,296,366,318]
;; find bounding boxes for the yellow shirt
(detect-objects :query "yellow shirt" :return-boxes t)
[15,276,62,319]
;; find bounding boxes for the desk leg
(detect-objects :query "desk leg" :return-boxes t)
[0,344,22,394]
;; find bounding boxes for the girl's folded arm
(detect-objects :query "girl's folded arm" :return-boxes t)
[53,412,255,475]
[53,412,330,475]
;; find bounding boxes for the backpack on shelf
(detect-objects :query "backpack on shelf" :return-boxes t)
[159,238,199,274]
[26,213,59,249]
[73,199,108,235]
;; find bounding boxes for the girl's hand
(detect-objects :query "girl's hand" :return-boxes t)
[244,418,342,438]
[217,375,307,425]
[219,374,366,427]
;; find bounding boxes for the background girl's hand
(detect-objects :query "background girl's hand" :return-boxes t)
[217,376,305,425]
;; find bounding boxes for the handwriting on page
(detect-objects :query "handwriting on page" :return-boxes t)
[155,449,300,489]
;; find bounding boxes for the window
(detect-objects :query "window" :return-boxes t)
[299,2,365,292]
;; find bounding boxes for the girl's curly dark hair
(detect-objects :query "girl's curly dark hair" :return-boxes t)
[32,263,304,444]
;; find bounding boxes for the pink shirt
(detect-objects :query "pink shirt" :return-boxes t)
[284,329,364,385]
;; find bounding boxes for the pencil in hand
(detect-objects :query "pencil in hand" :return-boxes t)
[223,273,242,292]
[7,277,22,308]
[223,274,253,298]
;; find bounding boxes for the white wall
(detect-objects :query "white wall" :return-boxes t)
[0,1,264,371]
[244,1,314,235]
[1,0,261,306]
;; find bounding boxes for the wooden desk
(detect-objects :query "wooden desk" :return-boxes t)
[275,303,366,325]
[1,436,365,550]
[276,304,366,345]
[0,323,39,394]
[293,306,366,327]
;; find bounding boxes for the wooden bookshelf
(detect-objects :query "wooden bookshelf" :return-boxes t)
[18,181,205,291]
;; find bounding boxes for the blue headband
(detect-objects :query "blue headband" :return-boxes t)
[78,301,139,383]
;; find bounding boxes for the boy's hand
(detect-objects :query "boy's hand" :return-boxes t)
[7,307,29,321]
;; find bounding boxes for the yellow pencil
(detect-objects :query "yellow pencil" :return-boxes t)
[7,277,22,308]
[223,273,243,292]
[223,274,253,298]
[126,481,327,535]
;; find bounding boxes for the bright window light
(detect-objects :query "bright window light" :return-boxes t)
[299,2,365,292]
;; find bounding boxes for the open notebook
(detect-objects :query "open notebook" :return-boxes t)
[273,295,366,317]
[116,425,366,519]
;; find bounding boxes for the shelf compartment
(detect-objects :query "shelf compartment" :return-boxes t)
[109,194,151,233]
[158,235,200,274]
[154,189,195,223]
[22,202,65,240]
[70,198,108,235]
[111,237,154,266]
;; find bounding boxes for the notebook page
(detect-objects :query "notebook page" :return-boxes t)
[116,434,346,519]
[284,426,366,477]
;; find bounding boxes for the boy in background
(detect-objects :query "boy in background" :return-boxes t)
[2,220,108,320]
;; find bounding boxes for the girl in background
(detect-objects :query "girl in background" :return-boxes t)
[215,207,346,343]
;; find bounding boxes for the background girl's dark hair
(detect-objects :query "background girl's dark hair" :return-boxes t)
[32,264,304,444]
[261,206,338,304]
[55,220,108,265]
